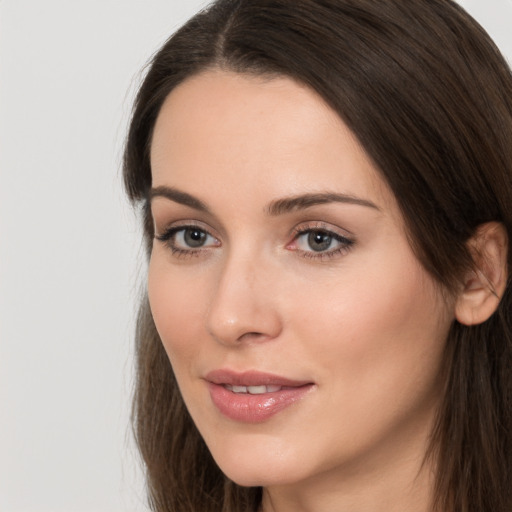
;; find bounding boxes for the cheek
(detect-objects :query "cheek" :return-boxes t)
[275,258,452,468]
[147,252,209,364]
[289,252,452,404]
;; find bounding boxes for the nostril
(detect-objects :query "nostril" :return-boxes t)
[236,331,266,343]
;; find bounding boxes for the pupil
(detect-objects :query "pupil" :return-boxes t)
[185,229,206,247]
[308,231,332,252]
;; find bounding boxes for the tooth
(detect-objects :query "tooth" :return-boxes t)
[247,385,267,394]
[226,384,283,394]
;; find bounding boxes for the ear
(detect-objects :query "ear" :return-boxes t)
[455,222,508,326]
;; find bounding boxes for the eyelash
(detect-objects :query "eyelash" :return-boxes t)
[154,222,355,260]
[155,223,219,258]
[289,222,354,260]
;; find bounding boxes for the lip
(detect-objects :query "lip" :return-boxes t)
[205,370,315,423]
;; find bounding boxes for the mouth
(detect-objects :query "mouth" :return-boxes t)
[205,370,315,423]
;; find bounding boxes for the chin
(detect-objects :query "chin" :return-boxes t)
[207,437,311,488]
[220,463,300,488]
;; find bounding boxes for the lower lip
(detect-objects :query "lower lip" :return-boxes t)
[208,382,314,423]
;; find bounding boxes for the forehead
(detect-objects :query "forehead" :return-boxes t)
[150,69,394,211]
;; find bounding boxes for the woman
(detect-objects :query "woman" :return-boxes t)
[123,0,512,511]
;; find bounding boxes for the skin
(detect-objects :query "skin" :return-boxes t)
[148,70,457,512]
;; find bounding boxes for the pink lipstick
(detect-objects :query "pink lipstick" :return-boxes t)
[205,370,314,423]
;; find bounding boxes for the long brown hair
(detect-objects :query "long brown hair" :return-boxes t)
[123,1,512,510]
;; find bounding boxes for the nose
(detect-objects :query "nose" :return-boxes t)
[206,253,283,346]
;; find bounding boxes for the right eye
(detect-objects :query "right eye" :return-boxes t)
[155,225,220,255]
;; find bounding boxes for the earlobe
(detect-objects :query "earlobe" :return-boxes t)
[455,222,508,326]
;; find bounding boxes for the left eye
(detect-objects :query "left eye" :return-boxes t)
[155,225,219,253]
[172,227,217,249]
[295,229,351,253]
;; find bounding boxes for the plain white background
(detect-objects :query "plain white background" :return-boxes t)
[0,1,511,511]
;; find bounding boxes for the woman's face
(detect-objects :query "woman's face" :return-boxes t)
[148,70,455,490]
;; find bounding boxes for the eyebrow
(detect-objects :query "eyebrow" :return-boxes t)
[266,192,380,215]
[149,186,211,213]
[149,186,379,215]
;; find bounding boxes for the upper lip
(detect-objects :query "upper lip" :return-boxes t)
[205,369,312,387]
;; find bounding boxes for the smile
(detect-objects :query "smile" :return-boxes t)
[205,370,315,423]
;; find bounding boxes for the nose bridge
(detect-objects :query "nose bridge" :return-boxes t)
[206,247,281,345]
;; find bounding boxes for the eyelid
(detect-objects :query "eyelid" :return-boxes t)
[154,220,221,258]
[154,219,217,239]
[287,221,355,259]
[288,220,354,240]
